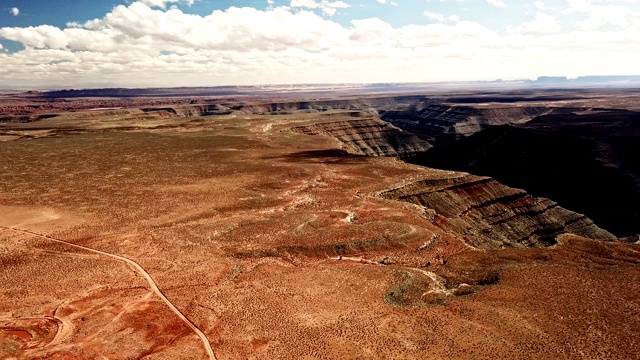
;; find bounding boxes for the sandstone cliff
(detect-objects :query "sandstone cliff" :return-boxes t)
[381,104,576,146]
[378,174,616,249]
[233,96,423,114]
[289,117,431,157]
[407,109,640,237]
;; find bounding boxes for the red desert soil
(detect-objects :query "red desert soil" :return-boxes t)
[0,93,639,359]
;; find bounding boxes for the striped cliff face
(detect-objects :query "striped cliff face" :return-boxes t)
[378,173,615,249]
[289,117,432,158]
[381,104,563,146]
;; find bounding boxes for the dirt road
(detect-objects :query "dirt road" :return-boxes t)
[1,226,216,360]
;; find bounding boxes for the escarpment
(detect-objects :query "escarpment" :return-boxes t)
[380,104,572,146]
[408,109,640,237]
[234,96,424,114]
[379,174,616,249]
[141,104,233,117]
[289,117,431,157]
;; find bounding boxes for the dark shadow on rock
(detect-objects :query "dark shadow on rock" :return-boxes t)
[406,110,640,237]
[275,149,368,164]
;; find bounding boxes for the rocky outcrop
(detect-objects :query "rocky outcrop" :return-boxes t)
[381,104,575,146]
[379,174,616,249]
[234,96,424,114]
[407,109,640,237]
[141,104,232,117]
[0,115,33,123]
[289,117,431,157]
[101,96,424,119]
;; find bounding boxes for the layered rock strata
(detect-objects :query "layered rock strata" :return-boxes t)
[289,118,431,157]
[378,174,616,249]
[381,104,575,146]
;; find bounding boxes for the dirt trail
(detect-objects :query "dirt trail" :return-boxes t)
[0,226,216,360]
[329,255,452,295]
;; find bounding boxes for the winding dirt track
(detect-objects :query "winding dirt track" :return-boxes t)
[329,256,451,295]
[0,226,216,360]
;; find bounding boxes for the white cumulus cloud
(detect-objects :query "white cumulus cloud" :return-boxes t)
[0,25,68,48]
[487,0,506,7]
[290,0,349,16]
[11,7,20,16]
[139,0,194,9]
[0,0,639,88]
[515,13,561,33]
[424,12,460,23]
[567,0,632,29]
[424,11,446,22]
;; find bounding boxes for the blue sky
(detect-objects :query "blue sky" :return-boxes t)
[1,0,639,88]
[0,1,558,33]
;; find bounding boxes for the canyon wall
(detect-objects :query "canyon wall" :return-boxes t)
[408,109,640,237]
[380,104,578,146]
[378,174,616,249]
[289,117,432,157]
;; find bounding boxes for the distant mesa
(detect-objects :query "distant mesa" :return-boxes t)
[528,75,640,86]
[533,76,570,84]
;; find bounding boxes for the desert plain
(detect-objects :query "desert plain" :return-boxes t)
[0,87,639,359]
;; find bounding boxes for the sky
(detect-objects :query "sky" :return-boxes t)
[0,0,639,88]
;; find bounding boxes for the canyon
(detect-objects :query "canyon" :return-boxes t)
[407,107,640,238]
[0,87,638,359]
